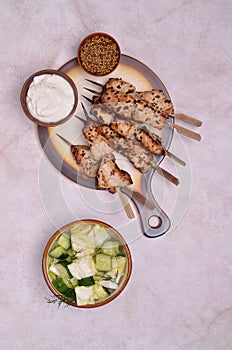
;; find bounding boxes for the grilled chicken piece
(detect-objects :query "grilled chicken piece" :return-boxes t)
[133,99,166,129]
[134,129,164,156]
[82,119,114,161]
[102,82,173,119]
[70,145,100,180]
[100,90,134,120]
[116,138,154,173]
[97,154,132,192]
[155,98,174,117]
[138,89,165,104]
[100,89,166,129]
[82,119,99,143]
[97,124,119,142]
[90,136,114,161]
[110,117,136,139]
[90,103,115,125]
[104,78,136,94]
[90,105,165,156]
[71,145,89,164]
[134,90,174,117]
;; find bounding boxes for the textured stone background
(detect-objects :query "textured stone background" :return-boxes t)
[0,1,231,349]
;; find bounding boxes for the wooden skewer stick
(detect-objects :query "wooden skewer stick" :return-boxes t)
[165,150,186,167]
[124,188,155,210]
[85,78,103,87]
[84,79,203,128]
[84,87,101,95]
[170,113,202,127]
[167,122,201,142]
[56,133,72,146]
[117,189,135,219]
[82,94,93,104]
[154,166,179,186]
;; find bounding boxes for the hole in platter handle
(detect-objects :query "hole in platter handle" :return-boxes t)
[121,188,170,238]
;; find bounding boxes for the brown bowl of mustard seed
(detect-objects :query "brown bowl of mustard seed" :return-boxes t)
[77,32,121,76]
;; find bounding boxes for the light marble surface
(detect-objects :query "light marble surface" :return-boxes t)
[1,0,232,349]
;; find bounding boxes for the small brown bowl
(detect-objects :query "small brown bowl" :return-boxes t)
[20,69,78,127]
[77,32,121,76]
[42,220,132,308]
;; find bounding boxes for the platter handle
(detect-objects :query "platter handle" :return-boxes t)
[122,174,170,238]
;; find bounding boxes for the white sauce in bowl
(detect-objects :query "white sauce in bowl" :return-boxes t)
[26,74,75,123]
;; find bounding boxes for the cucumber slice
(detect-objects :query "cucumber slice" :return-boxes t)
[52,278,73,294]
[52,278,76,303]
[49,246,68,259]
[116,256,127,273]
[101,240,120,257]
[47,256,54,268]
[93,284,109,300]
[48,271,57,281]
[55,263,72,286]
[57,232,71,250]
[79,276,95,286]
[95,254,112,272]
[70,278,79,288]
[67,248,76,257]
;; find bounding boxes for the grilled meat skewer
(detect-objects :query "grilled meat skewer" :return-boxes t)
[77,113,179,186]
[85,86,201,141]
[88,99,186,166]
[99,89,167,129]
[56,133,134,218]
[86,78,202,127]
[56,133,133,193]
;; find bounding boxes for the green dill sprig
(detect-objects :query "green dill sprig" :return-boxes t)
[45,295,69,308]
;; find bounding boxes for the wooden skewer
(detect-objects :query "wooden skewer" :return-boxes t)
[84,87,101,95]
[117,189,135,219]
[82,94,93,104]
[165,150,186,167]
[154,166,179,186]
[167,122,201,141]
[84,79,203,128]
[124,188,155,210]
[56,133,72,146]
[85,78,103,87]
[170,113,202,127]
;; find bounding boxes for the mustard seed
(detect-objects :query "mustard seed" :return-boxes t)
[79,35,120,76]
